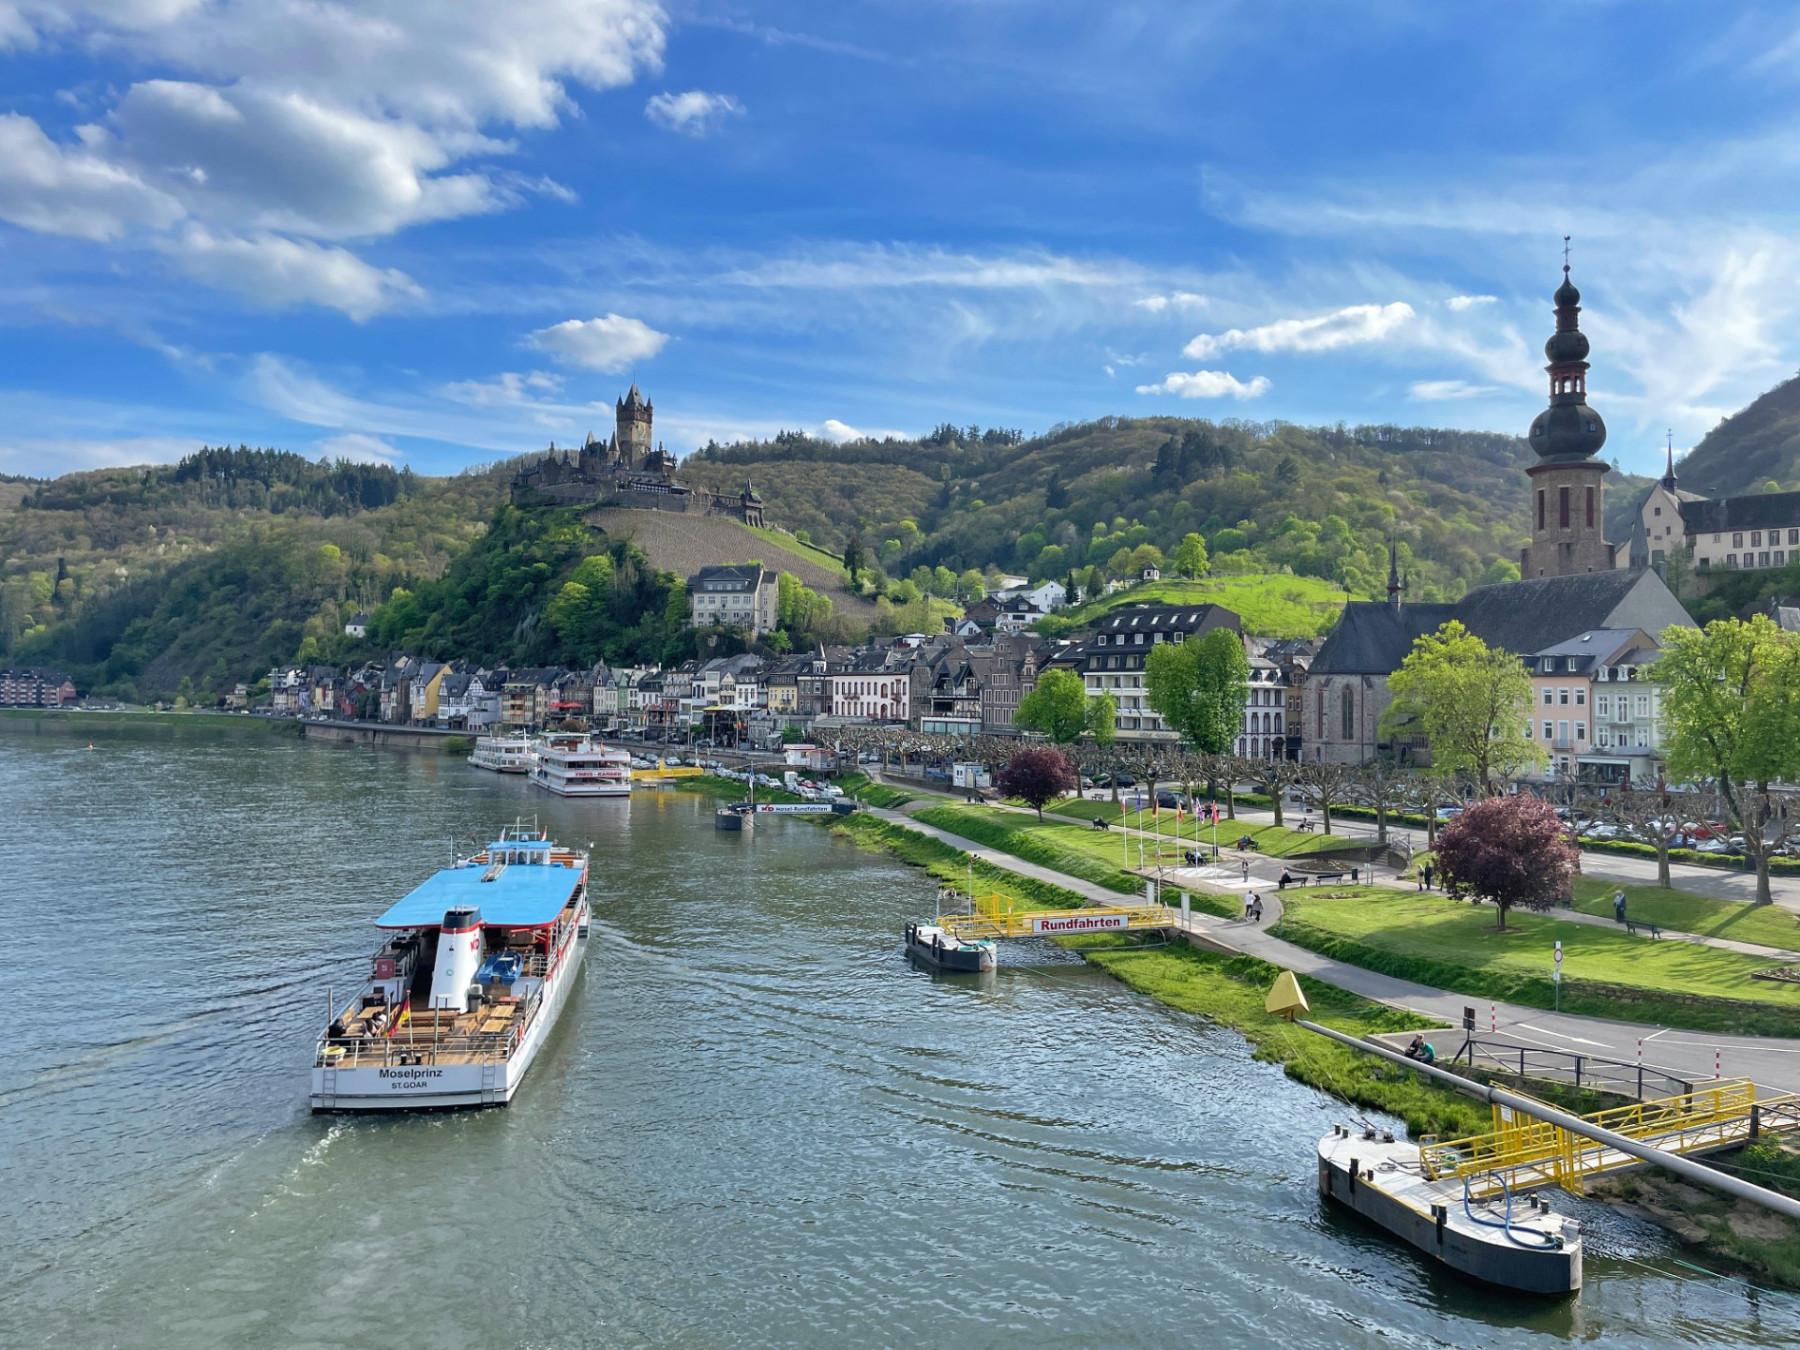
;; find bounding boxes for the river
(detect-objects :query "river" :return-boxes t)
[2,728,1797,1348]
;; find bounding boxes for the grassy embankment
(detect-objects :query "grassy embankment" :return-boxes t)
[834,771,914,809]
[0,708,299,739]
[1271,888,1800,1037]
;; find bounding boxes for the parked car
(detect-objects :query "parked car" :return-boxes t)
[1155,790,1184,810]
[1435,806,1463,820]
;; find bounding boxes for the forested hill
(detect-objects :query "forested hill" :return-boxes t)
[0,448,513,701]
[684,417,1653,603]
[1676,374,1800,498]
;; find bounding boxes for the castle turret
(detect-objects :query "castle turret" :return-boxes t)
[615,384,653,470]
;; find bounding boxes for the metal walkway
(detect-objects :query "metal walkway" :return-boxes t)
[1419,1079,1800,1198]
[938,892,1175,941]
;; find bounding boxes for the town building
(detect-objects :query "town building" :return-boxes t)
[0,667,76,707]
[687,564,780,635]
[1056,604,1242,741]
[1525,629,1664,785]
[1305,562,1691,765]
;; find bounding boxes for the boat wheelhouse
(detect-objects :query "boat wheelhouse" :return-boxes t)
[530,733,632,798]
[310,825,590,1111]
[470,734,535,773]
[904,920,996,973]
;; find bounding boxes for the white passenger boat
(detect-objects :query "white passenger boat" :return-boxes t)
[530,733,632,797]
[310,825,590,1111]
[470,733,535,773]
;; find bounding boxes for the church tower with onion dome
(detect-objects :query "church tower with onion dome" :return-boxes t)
[1520,251,1618,577]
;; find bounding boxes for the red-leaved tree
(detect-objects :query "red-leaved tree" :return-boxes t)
[996,746,1078,820]
[1433,794,1576,931]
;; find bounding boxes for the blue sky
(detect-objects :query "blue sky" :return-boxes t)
[3,2,1799,479]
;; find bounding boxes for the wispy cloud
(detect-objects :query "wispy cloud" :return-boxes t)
[317,431,402,463]
[1446,294,1497,311]
[645,90,745,137]
[1134,291,1207,313]
[1410,379,1495,401]
[1135,369,1270,400]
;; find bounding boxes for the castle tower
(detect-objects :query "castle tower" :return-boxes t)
[615,384,653,471]
[1520,251,1613,578]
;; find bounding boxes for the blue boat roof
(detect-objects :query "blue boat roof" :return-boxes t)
[376,860,583,929]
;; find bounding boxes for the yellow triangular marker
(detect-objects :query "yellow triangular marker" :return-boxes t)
[1265,969,1310,1021]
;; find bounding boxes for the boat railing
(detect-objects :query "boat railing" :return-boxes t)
[314,982,548,1069]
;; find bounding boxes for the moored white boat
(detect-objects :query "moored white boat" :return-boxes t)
[310,825,590,1111]
[470,733,535,773]
[530,733,632,797]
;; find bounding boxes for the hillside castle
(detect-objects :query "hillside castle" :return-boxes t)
[511,385,764,525]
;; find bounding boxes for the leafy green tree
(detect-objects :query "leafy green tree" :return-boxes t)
[1144,628,1249,755]
[1381,621,1540,795]
[1014,667,1100,743]
[1087,691,1117,745]
[844,531,865,587]
[1173,532,1210,579]
[1657,615,1800,904]
[957,568,986,601]
[544,580,594,645]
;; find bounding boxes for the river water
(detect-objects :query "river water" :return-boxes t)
[2,728,1797,1348]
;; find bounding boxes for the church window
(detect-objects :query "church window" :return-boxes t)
[1537,490,1545,530]
[1317,687,1326,729]
[1559,487,1571,528]
[1340,688,1355,740]
[1586,487,1595,528]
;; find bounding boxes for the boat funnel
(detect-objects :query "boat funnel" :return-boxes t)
[429,906,483,1011]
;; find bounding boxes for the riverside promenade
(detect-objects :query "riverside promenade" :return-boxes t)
[867,793,1800,1098]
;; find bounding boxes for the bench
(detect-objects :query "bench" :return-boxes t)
[1300,870,1349,885]
[1293,820,1317,832]
[1624,919,1663,939]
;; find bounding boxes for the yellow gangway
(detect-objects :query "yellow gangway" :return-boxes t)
[938,891,1174,941]
[1420,1079,1800,1197]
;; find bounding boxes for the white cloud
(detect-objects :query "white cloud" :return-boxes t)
[317,432,402,464]
[644,90,744,138]
[0,1,668,308]
[530,315,670,372]
[0,112,183,240]
[1446,294,1496,311]
[439,370,564,407]
[816,418,910,443]
[1410,379,1496,401]
[1135,370,1271,399]
[169,227,424,319]
[1134,291,1206,313]
[1184,301,1413,359]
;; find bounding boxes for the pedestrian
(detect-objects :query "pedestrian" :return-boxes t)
[1422,862,1434,891]
[1243,890,1255,919]
[1250,895,1264,923]
[1613,889,1627,924]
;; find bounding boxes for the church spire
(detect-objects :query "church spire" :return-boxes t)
[1386,539,1405,613]
[1661,429,1677,491]
[1527,241,1608,464]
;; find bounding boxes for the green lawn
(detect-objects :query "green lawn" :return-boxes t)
[830,813,1083,914]
[1041,797,1352,859]
[835,771,914,809]
[1272,888,1800,1037]
[1569,877,1800,953]
[912,804,1240,917]
[1045,574,1348,640]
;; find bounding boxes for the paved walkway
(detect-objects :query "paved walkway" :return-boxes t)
[869,802,1800,1097]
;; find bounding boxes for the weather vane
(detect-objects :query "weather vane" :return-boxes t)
[1563,235,1571,269]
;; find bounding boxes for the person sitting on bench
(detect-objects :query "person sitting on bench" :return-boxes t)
[1404,1035,1436,1066]
[1278,869,1293,890]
